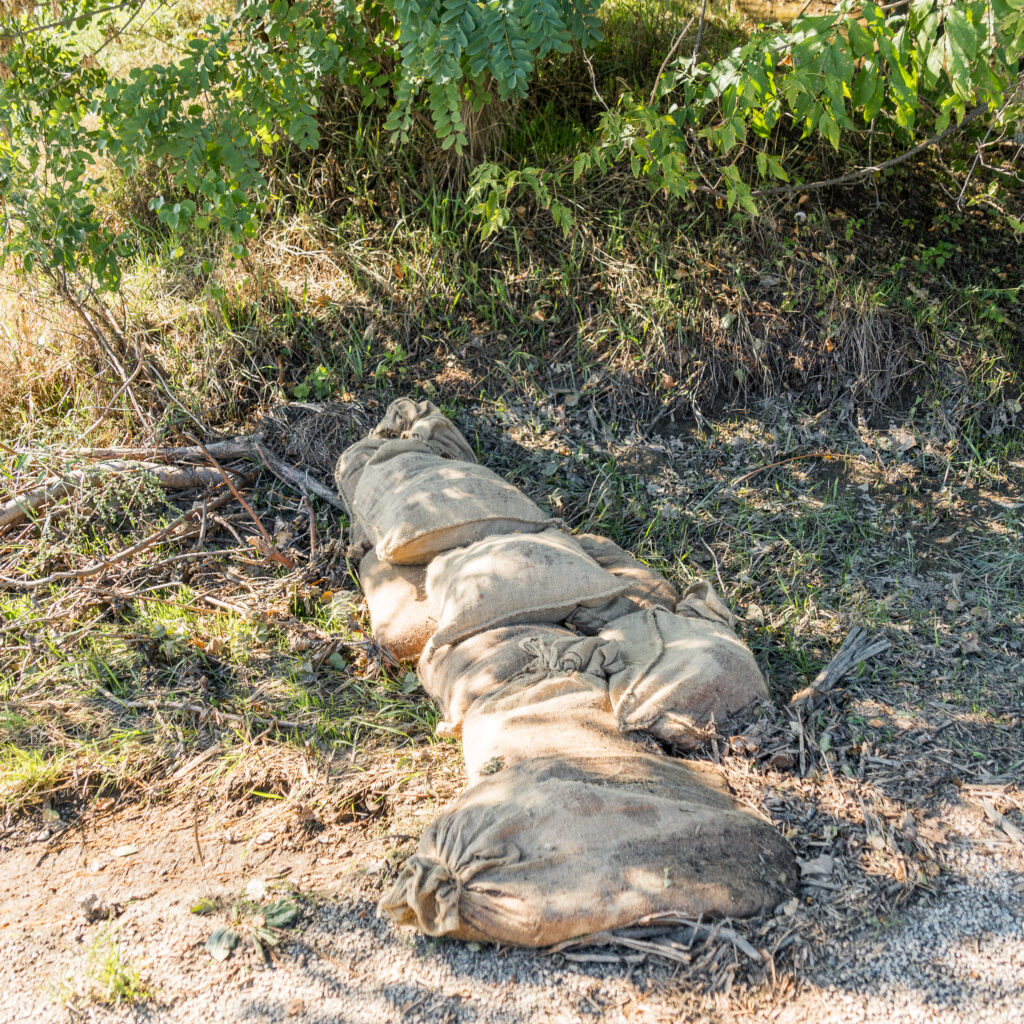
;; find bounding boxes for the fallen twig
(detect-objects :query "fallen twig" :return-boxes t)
[185,433,296,570]
[0,484,242,589]
[254,442,346,511]
[790,626,890,707]
[43,437,263,464]
[95,686,308,735]
[0,461,229,532]
[550,914,762,963]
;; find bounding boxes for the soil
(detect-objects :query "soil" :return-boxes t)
[1,783,1021,1024]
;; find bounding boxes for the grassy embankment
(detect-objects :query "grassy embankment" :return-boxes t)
[1,0,1021,829]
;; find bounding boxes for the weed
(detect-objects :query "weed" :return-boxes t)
[57,927,153,1008]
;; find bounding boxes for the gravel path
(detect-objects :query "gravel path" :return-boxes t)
[1,813,1021,1024]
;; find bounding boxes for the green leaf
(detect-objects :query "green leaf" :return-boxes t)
[191,898,218,915]
[206,926,239,961]
[847,18,875,59]
[263,899,301,928]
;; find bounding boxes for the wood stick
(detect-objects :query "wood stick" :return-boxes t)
[254,443,346,511]
[790,627,890,707]
[0,462,230,532]
[40,437,262,463]
[0,485,241,589]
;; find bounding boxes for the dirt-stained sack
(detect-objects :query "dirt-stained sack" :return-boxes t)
[455,634,626,781]
[370,398,476,463]
[677,580,738,628]
[600,606,767,749]
[417,624,580,736]
[567,533,679,634]
[352,447,552,564]
[379,753,797,947]
[360,549,438,663]
[424,529,627,653]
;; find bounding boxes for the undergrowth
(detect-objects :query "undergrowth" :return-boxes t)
[0,0,1022,825]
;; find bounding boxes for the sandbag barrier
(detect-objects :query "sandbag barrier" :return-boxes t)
[335,399,797,948]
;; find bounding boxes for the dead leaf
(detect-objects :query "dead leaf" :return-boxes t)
[959,633,982,655]
[798,853,834,877]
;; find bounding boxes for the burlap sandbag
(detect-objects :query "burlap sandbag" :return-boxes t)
[335,437,391,514]
[567,533,680,634]
[424,529,627,654]
[379,753,797,946]
[456,634,626,781]
[600,607,768,749]
[335,438,438,557]
[370,398,476,462]
[359,549,437,663]
[677,580,738,628]
[417,624,581,736]
[352,447,552,564]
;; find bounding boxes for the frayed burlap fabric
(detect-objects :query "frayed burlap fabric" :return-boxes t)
[423,529,627,653]
[600,606,768,750]
[370,398,477,463]
[567,533,680,633]
[359,549,437,663]
[352,445,552,564]
[417,624,580,737]
[379,754,797,947]
[677,580,738,628]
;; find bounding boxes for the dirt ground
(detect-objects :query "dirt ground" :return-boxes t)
[1,397,1022,1023]
[2,762,1021,1024]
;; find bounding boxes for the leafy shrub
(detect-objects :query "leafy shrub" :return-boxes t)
[1,0,1022,291]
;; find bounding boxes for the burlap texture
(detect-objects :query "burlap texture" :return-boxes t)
[352,447,552,564]
[456,634,626,781]
[424,529,627,654]
[379,753,797,947]
[359,549,437,663]
[417,624,580,736]
[370,398,477,462]
[600,607,768,749]
[677,580,739,628]
[567,533,680,633]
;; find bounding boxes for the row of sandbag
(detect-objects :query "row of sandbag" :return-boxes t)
[334,400,796,948]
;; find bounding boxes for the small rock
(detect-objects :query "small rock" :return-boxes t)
[959,633,982,655]
[245,878,267,900]
[254,831,275,845]
[79,893,121,923]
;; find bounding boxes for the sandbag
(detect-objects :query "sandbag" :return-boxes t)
[424,529,627,653]
[567,533,679,634]
[335,438,438,557]
[370,398,477,463]
[601,607,768,749]
[417,624,580,736]
[456,634,626,780]
[460,673,643,783]
[352,447,552,564]
[379,753,797,946]
[677,580,738,628]
[359,549,437,663]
